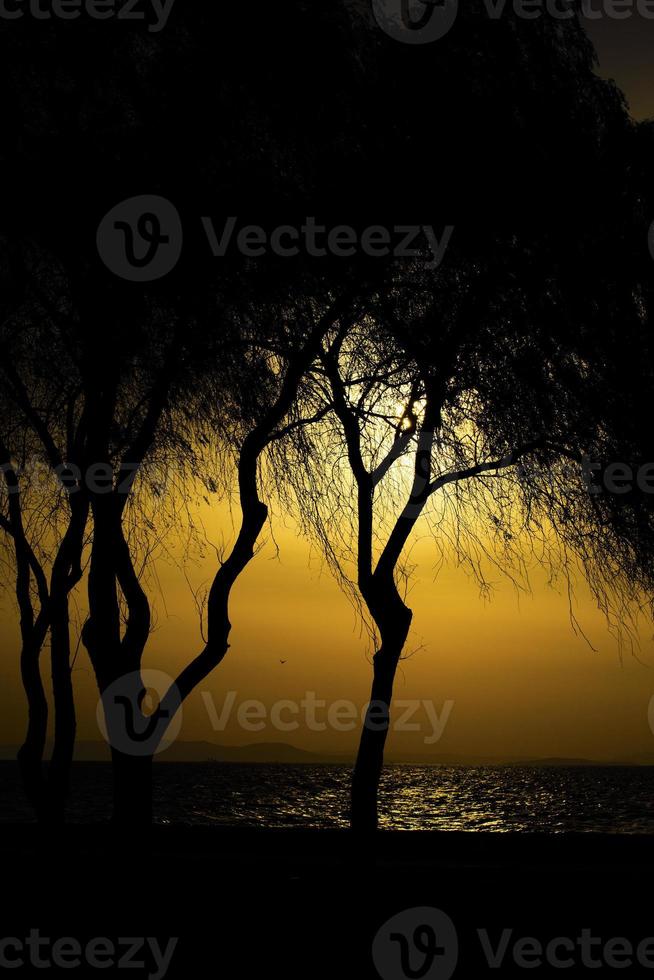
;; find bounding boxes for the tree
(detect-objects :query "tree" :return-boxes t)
[87,277,374,824]
[0,0,641,831]
[0,0,390,823]
[0,243,91,822]
[276,7,641,829]
[288,204,653,830]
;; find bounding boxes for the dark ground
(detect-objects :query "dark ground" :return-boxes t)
[2,827,654,977]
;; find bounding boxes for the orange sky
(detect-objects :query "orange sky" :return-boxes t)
[1,497,653,763]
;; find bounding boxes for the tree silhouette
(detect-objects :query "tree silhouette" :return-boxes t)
[274,13,642,829]
[0,0,647,833]
[287,204,653,830]
[0,246,91,822]
[0,0,388,822]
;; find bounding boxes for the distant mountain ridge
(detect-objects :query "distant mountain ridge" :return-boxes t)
[0,742,653,766]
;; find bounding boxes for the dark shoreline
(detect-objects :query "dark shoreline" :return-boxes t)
[1,824,653,877]
[2,826,654,977]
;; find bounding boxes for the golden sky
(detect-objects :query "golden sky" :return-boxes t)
[1,497,653,763]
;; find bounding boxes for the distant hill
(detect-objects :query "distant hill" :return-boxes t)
[0,741,349,764]
[510,757,609,768]
[156,741,351,764]
[0,742,653,766]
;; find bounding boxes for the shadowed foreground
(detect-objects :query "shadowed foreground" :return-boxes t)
[2,827,653,977]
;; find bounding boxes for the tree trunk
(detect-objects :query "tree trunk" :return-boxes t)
[351,643,403,833]
[45,597,76,824]
[1,443,51,821]
[16,632,49,821]
[350,589,412,833]
[110,749,153,826]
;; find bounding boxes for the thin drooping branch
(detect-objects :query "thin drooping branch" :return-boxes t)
[1,359,67,475]
[115,327,185,513]
[157,299,361,731]
[373,388,441,590]
[427,439,545,495]
[322,346,375,597]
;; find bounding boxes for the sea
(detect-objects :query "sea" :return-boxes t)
[2,762,654,831]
